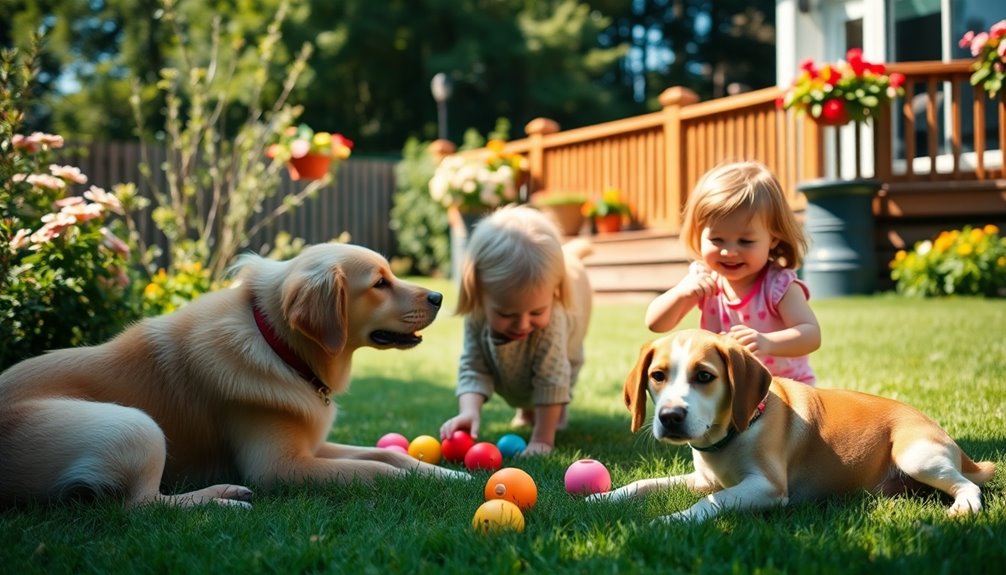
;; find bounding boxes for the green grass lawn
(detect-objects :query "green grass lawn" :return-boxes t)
[2,280,1004,574]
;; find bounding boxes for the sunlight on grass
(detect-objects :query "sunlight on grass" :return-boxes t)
[2,283,1004,573]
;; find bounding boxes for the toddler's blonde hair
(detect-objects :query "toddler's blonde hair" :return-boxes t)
[681,161,807,269]
[456,205,571,316]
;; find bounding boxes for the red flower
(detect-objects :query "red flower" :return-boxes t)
[889,72,906,89]
[820,99,850,125]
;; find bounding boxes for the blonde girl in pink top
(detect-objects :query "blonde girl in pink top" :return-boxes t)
[646,161,821,384]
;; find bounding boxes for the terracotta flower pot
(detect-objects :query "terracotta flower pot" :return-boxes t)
[593,214,622,234]
[287,153,332,181]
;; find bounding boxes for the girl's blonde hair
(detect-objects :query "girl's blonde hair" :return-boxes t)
[681,161,807,269]
[456,205,571,316]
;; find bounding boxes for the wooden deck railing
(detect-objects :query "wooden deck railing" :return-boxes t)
[483,58,1005,234]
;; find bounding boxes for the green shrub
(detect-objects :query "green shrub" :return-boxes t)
[389,138,451,276]
[1,37,140,368]
[890,224,1006,297]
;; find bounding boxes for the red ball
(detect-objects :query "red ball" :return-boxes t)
[464,442,503,472]
[441,430,475,463]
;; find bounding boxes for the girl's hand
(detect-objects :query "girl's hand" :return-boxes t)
[519,441,553,456]
[725,324,770,355]
[678,264,719,300]
[440,412,481,440]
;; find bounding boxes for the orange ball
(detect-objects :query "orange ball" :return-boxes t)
[408,434,442,464]
[472,499,525,533]
[484,467,537,511]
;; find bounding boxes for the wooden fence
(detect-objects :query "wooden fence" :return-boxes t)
[63,142,399,263]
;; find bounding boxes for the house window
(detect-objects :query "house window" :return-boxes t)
[888,0,1000,160]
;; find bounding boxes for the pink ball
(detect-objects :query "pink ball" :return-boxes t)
[384,444,408,455]
[464,442,503,472]
[564,458,611,495]
[377,432,410,450]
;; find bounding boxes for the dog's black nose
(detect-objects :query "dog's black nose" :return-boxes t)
[427,291,443,308]
[658,406,687,428]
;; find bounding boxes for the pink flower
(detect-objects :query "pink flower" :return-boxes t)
[24,174,67,190]
[960,30,975,49]
[9,229,31,250]
[100,227,131,258]
[53,196,85,209]
[11,132,64,152]
[971,32,989,57]
[84,186,124,214]
[49,164,88,184]
[991,19,1006,39]
[59,201,104,223]
[289,138,311,159]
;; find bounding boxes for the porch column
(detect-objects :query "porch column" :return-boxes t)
[659,87,699,233]
[524,118,559,197]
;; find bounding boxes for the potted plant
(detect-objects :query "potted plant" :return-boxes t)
[779,48,905,125]
[428,139,525,216]
[959,19,1006,99]
[582,187,631,234]
[267,124,354,181]
[428,139,526,278]
[530,191,588,236]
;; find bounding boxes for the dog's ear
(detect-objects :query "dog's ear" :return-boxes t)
[283,264,348,356]
[718,337,772,432]
[624,341,655,433]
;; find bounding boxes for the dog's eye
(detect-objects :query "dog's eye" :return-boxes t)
[694,370,715,384]
[373,277,390,289]
[650,370,666,383]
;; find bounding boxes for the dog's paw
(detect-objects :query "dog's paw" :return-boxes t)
[948,492,983,516]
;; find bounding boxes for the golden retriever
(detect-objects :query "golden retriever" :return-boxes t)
[591,329,995,522]
[0,243,468,508]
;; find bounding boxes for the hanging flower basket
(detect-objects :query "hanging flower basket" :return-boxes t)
[267,123,354,182]
[779,49,905,125]
[286,153,332,181]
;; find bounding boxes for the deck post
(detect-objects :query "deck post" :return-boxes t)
[659,87,699,233]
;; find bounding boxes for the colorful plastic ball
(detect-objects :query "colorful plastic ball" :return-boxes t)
[464,441,503,472]
[377,432,410,450]
[440,430,476,463]
[384,445,408,455]
[472,499,525,533]
[496,433,527,458]
[484,467,537,511]
[408,434,442,464]
[564,458,611,495]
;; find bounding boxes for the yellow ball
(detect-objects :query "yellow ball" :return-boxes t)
[408,434,442,464]
[472,500,525,533]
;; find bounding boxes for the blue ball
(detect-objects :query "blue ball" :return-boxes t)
[496,433,527,457]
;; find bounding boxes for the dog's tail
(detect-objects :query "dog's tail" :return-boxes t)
[961,457,996,485]
[562,237,593,262]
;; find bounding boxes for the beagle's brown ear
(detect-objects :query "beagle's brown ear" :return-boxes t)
[717,336,772,432]
[624,341,655,433]
[283,264,348,356]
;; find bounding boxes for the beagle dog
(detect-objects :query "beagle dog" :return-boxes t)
[0,243,469,509]
[591,329,995,522]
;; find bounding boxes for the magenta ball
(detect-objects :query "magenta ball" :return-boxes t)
[377,432,410,450]
[564,459,611,495]
[464,442,504,472]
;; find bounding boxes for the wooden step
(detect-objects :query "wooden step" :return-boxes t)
[566,229,689,297]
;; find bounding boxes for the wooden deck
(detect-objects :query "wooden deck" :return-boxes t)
[573,229,688,301]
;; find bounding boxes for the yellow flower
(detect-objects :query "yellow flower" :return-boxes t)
[143,282,164,298]
[984,224,999,236]
[933,233,954,253]
[969,227,985,242]
[894,250,907,262]
[998,256,1006,268]
[957,243,973,256]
